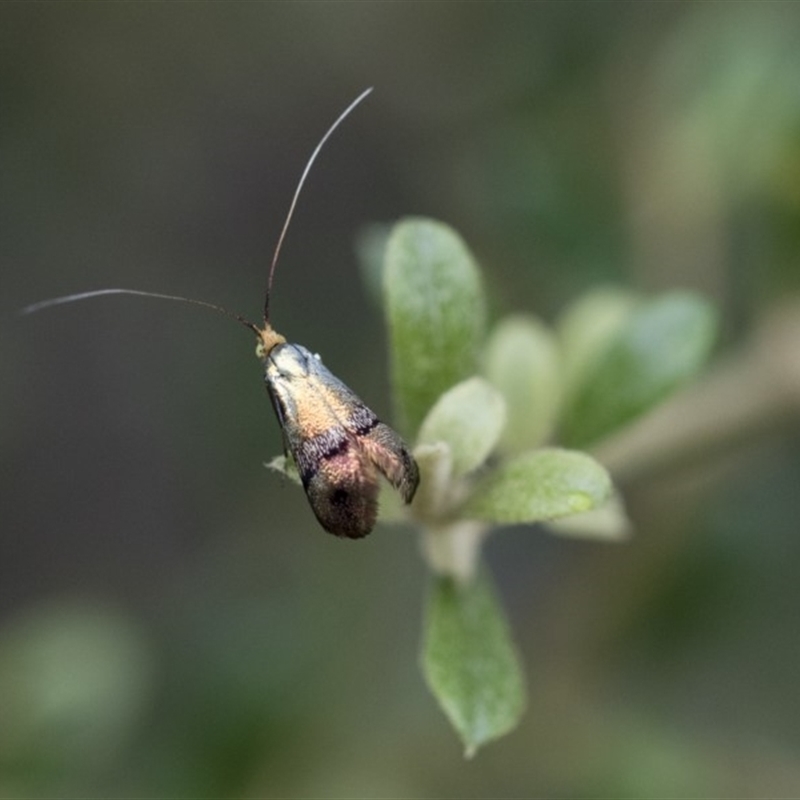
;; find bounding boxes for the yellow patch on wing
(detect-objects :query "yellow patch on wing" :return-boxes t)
[287,378,349,438]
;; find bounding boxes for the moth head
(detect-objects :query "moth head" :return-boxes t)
[256,324,287,361]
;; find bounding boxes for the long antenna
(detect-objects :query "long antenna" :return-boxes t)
[20,288,260,334]
[263,86,373,324]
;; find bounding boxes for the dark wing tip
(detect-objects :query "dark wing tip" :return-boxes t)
[305,468,379,539]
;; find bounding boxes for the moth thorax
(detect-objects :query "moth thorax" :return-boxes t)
[256,325,287,360]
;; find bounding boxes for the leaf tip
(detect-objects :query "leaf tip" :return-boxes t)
[565,491,596,514]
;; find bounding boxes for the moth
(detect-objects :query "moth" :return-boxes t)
[21,88,419,539]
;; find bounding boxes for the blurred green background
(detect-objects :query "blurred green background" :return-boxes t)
[2,3,800,797]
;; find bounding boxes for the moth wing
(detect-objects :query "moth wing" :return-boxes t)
[304,357,420,504]
[268,363,377,538]
[300,430,380,539]
[266,345,418,538]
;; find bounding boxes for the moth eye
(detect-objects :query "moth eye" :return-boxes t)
[313,352,321,361]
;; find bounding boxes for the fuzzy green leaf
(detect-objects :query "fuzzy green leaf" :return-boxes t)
[422,570,526,757]
[561,291,718,447]
[557,286,640,398]
[384,218,486,435]
[355,222,392,309]
[417,377,506,478]
[484,315,562,453]
[546,492,632,541]
[465,448,612,523]
[407,442,453,521]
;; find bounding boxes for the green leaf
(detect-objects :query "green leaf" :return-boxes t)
[546,492,632,541]
[422,569,526,757]
[484,314,562,453]
[384,218,487,435]
[464,448,612,524]
[417,377,506,478]
[411,442,454,520]
[560,291,718,447]
[556,286,640,399]
[354,222,391,309]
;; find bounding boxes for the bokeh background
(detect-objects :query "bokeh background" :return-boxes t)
[3,3,800,797]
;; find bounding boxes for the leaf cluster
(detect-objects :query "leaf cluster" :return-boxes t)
[382,218,718,755]
[286,217,718,755]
